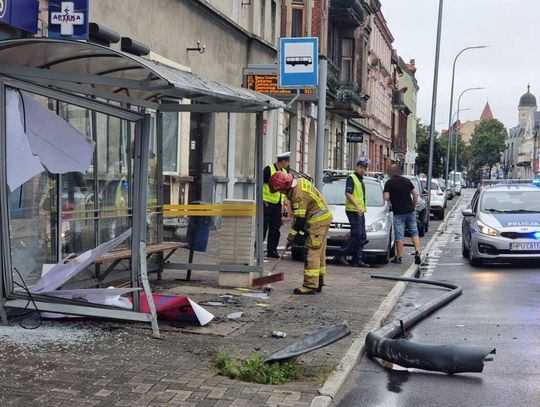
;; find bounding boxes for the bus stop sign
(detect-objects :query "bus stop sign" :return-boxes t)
[279,37,318,89]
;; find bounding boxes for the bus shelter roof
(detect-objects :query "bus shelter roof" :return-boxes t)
[0,38,285,113]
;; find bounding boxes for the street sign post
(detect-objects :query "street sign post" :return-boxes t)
[278,37,318,89]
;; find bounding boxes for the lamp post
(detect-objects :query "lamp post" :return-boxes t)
[453,87,485,187]
[444,45,489,186]
[425,0,444,230]
[448,108,470,173]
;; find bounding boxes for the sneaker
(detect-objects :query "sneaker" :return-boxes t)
[266,251,280,259]
[391,257,402,264]
[414,252,422,265]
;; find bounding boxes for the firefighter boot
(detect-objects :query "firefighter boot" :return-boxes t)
[293,274,318,295]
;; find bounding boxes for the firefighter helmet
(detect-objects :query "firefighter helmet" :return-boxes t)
[269,172,293,192]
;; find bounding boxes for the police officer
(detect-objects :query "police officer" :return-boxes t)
[269,172,333,295]
[263,152,290,258]
[336,157,370,268]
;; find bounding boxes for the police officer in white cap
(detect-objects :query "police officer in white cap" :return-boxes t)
[263,152,290,258]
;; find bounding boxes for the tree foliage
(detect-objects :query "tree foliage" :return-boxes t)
[415,120,447,177]
[470,119,507,168]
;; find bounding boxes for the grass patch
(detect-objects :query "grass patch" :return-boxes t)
[212,352,299,385]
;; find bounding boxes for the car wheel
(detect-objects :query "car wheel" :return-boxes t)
[291,246,305,261]
[378,238,393,264]
[437,209,445,220]
[418,219,426,237]
[462,239,469,258]
[468,243,482,267]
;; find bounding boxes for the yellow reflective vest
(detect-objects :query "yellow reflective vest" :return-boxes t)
[263,164,288,204]
[345,173,366,213]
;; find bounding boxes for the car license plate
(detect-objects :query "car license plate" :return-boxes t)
[509,242,540,251]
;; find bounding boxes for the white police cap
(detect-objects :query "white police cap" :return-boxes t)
[276,151,291,161]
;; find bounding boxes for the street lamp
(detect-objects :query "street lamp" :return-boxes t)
[444,45,489,186]
[448,108,470,171]
[453,87,485,187]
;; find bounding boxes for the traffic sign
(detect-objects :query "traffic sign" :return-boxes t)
[346,132,364,143]
[279,37,318,89]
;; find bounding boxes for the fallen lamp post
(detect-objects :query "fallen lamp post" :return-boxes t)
[365,275,496,375]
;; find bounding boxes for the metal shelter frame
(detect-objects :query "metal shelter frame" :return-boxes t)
[0,38,284,336]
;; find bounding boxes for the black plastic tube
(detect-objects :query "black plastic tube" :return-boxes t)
[365,275,495,375]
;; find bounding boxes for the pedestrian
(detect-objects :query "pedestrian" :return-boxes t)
[383,163,422,265]
[269,172,332,295]
[336,157,370,268]
[263,152,290,258]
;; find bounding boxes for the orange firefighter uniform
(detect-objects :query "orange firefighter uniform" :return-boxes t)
[286,178,333,294]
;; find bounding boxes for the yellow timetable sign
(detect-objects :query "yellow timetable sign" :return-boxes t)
[245,74,315,96]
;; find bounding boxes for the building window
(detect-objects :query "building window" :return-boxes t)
[271,0,277,43]
[162,112,179,173]
[260,0,266,38]
[334,130,344,169]
[341,38,354,82]
[291,0,305,38]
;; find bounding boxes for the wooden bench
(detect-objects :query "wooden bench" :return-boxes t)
[94,242,188,285]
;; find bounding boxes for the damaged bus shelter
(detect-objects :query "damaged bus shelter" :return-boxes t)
[0,38,284,337]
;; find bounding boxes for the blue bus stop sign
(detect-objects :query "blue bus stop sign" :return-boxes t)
[279,37,318,89]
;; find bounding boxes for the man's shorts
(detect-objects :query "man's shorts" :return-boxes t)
[393,212,418,241]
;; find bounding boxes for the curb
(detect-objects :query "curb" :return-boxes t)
[310,195,464,407]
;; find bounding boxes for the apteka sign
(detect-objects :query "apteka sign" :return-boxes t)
[49,0,88,40]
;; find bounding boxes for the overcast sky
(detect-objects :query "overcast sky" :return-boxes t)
[381,0,535,132]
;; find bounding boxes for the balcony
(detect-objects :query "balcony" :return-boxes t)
[392,90,410,114]
[330,0,367,27]
[327,81,368,119]
[517,140,534,166]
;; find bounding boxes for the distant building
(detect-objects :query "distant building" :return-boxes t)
[505,86,539,179]
[398,58,419,175]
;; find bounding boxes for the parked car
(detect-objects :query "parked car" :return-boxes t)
[291,174,395,263]
[436,178,454,200]
[402,175,428,237]
[420,178,446,220]
[461,182,540,266]
[449,171,463,195]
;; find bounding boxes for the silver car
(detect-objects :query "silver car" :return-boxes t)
[462,182,540,266]
[323,175,395,263]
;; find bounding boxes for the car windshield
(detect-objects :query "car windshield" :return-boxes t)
[322,180,385,207]
[437,179,447,189]
[421,180,439,191]
[480,190,540,213]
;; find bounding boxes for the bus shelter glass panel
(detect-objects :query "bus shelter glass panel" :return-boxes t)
[7,90,138,290]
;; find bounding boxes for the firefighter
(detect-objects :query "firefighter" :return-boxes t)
[263,152,290,258]
[269,172,333,295]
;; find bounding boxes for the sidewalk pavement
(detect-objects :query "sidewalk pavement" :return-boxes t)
[0,212,450,407]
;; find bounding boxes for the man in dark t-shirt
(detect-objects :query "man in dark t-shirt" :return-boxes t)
[383,164,421,265]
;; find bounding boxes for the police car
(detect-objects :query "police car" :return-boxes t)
[461,180,540,266]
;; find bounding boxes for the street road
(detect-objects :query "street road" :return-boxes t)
[335,189,540,407]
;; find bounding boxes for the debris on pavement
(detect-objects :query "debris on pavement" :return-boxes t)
[271,330,287,338]
[226,311,243,320]
[241,292,269,300]
[264,323,351,363]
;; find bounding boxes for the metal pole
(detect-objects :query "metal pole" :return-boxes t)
[453,87,484,187]
[315,57,327,191]
[255,112,264,276]
[444,46,489,186]
[426,0,444,228]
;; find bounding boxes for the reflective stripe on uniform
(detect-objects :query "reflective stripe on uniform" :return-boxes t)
[304,268,319,278]
[308,210,332,224]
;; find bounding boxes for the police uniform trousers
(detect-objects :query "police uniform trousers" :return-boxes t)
[263,201,282,253]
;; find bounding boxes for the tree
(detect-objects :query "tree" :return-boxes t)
[470,119,507,179]
[415,120,447,177]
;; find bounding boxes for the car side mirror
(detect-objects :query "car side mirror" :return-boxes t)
[462,209,475,217]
